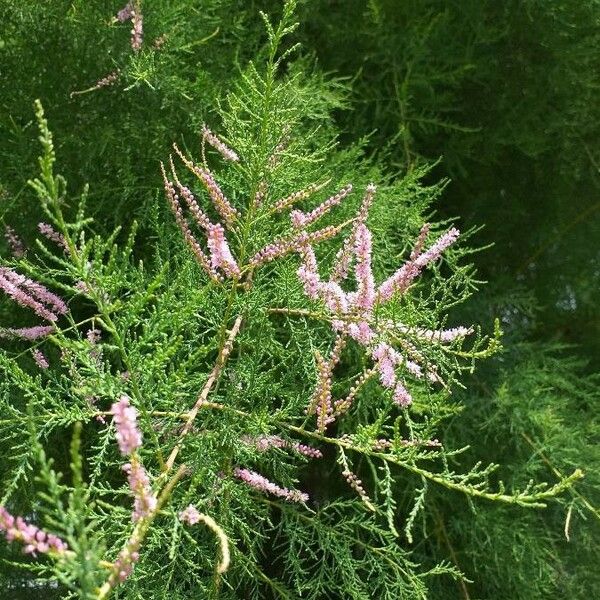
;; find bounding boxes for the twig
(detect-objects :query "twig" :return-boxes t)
[164,315,243,472]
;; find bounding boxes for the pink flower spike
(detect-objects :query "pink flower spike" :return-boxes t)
[372,343,400,389]
[116,2,134,22]
[161,162,221,282]
[377,228,460,302]
[4,226,25,258]
[393,381,412,407]
[130,6,143,52]
[172,144,240,229]
[290,183,352,229]
[202,125,239,162]
[353,224,375,311]
[123,460,157,521]
[0,507,67,556]
[110,395,142,456]
[206,223,241,278]
[179,504,202,525]
[1,268,67,317]
[38,223,68,253]
[242,435,323,458]
[0,271,57,322]
[413,227,460,269]
[32,349,49,369]
[410,223,430,260]
[0,325,54,340]
[249,224,343,269]
[330,183,376,284]
[233,468,309,503]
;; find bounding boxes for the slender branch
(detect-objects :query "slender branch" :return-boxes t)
[432,506,471,600]
[163,314,243,472]
[521,432,599,521]
[183,401,582,508]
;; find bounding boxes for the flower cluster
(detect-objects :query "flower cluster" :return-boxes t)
[161,154,240,282]
[122,461,157,522]
[233,468,308,503]
[32,349,49,369]
[296,184,472,421]
[0,325,54,341]
[110,396,156,521]
[108,538,141,586]
[179,504,202,525]
[38,222,68,253]
[4,225,25,258]
[111,395,142,455]
[241,434,323,458]
[0,507,67,556]
[106,396,157,584]
[0,267,67,323]
[116,2,143,52]
[202,125,240,162]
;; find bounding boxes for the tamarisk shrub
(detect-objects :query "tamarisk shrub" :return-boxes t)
[0,3,582,598]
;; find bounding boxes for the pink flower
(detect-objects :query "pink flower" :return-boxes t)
[0,507,67,556]
[242,435,322,458]
[38,223,68,253]
[130,6,143,52]
[234,468,308,503]
[0,268,67,322]
[295,183,468,415]
[378,227,460,301]
[206,223,241,278]
[4,226,25,258]
[173,144,240,229]
[202,125,239,162]
[32,349,49,369]
[0,325,53,340]
[353,223,375,311]
[290,184,352,229]
[393,381,412,407]
[123,460,157,521]
[179,504,202,525]
[116,2,134,22]
[110,395,142,456]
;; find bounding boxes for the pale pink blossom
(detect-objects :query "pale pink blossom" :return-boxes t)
[234,468,308,503]
[0,507,67,556]
[4,226,25,258]
[123,460,157,521]
[161,162,220,282]
[378,227,460,301]
[353,223,375,311]
[179,504,202,525]
[249,225,343,268]
[130,7,143,52]
[0,268,67,322]
[206,223,241,278]
[242,435,322,458]
[32,349,49,369]
[38,223,68,252]
[116,2,134,22]
[110,395,142,456]
[173,144,240,228]
[295,184,467,415]
[0,325,53,340]
[290,184,352,229]
[202,125,239,162]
